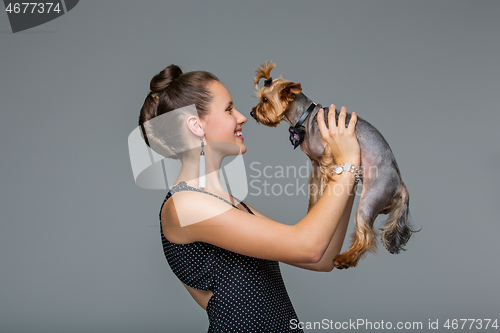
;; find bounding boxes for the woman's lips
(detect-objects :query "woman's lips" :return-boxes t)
[235,130,243,141]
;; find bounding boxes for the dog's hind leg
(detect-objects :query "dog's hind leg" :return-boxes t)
[332,177,395,269]
[380,182,413,254]
[332,198,378,269]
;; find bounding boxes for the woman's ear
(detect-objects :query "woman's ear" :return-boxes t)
[186,115,204,137]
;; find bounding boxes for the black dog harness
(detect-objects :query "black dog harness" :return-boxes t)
[288,102,317,149]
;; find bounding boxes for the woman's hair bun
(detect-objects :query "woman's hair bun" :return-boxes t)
[150,64,183,93]
[139,64,219,149]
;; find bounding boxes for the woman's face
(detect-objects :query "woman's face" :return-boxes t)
[201,81,247,154]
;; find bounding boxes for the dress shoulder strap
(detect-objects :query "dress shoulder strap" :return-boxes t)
[168,181,254,214]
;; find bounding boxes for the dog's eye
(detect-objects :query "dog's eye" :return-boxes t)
[262,97,268,103]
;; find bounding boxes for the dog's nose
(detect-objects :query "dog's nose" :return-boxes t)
[250,110,255,118]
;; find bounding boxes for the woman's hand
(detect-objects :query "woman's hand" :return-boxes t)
[317,104,360,166]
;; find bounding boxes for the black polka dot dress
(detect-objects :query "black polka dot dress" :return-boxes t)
[160,182,303,332]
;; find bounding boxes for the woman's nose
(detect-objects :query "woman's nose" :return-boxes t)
[235,109,247,125]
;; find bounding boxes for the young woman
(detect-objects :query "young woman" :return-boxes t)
[139,65,360,332]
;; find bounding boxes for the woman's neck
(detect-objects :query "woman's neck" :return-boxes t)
[177,144,226,193]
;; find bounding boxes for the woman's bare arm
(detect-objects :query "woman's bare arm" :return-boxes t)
[162,105,360,265]
[241,194,355,272]
[162,172,357,264]
[284,192,355,271]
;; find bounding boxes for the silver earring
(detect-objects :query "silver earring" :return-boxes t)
[199,137,206,188]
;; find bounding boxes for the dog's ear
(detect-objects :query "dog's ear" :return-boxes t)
[280,82,302,102]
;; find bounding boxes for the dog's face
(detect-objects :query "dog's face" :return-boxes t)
[250,61,302,127]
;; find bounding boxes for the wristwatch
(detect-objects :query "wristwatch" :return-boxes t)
[331,163,362,184]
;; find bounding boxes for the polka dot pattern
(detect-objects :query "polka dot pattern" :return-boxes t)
[160,182,303,332]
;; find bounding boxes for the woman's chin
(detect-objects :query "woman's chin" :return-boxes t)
[235,138,246,154]
[236,140,246,154]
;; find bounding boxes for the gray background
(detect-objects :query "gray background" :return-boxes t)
[1,1,499,332]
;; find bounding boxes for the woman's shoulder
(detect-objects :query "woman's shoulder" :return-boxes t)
[161,188,224,244]
[161,184,237,229]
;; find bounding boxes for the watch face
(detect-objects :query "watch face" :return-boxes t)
[335,166,343,174]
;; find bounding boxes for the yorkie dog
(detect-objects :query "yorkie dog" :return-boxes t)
[250,61,415,269]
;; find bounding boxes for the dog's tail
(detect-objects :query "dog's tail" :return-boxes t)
[380,182,417,254]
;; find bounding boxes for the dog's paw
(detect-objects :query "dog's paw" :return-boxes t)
[332,254,358,270]
[332,261,350,270]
